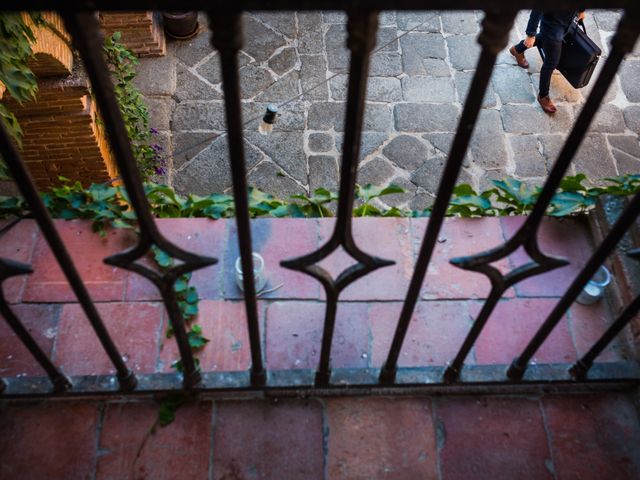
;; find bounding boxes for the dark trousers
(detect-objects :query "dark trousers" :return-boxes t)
[515,35,562,98]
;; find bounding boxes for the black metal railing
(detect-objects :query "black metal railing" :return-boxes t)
[0,2,639,398]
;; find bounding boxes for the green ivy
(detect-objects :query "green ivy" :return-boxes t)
[0,13,43,179]
[103,32,165,180]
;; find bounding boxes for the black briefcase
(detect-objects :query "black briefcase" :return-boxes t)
[538,20,602,89]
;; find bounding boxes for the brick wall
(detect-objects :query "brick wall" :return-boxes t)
[4,77,117,187]
[99,12,166,57]
[24,12,73,78]
[0,13,120,189]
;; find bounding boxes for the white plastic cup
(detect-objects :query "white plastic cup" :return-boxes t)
[235,252,267,293]
[576,265,611,305]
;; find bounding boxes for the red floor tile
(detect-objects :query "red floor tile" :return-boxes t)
[473,298,577,364]
[54,302,163,375]
[326,397,438,480]
[0,304,60,377]
[0,219,38,304]
[0,402,99,480]
[24,220,134,302]
[436,397,553,480]
[370,301,472,367]
[223,218,320,300]
[413,217,515,300]
[159,300,251,372]
[212,399,323,480]
[266,301,369,369]
[318,218,415,301]
[543,394,640,480]
[97,401,212,480]
[502,217,594,297]
[126,218,225,301]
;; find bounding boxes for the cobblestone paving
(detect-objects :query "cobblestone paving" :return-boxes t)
[137,10,640,209]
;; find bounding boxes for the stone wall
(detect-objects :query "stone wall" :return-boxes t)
[99,12,166,57]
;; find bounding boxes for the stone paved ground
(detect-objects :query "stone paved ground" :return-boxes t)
[137,10,640,209]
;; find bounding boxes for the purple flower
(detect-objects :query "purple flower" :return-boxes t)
[152,143,164,153]
[150,128,159,134]
[154,166,166,175]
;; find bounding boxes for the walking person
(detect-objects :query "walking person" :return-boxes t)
[509,9,586,114]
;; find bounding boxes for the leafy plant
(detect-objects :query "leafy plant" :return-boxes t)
[103,32,165,180]
[0,13,43,179]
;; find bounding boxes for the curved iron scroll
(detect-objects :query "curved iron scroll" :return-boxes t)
[380,8,518,384]
[62,12,217,389]
[444,10,640,383]
[0,258,72,393]
[281,11,394,386]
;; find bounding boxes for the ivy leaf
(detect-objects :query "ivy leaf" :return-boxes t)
[152,246,173,268]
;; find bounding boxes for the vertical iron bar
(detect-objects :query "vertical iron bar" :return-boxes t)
[570,293,640,379]
[314,10,379,386]
[209,12,266,386]
[380,9,517,384]
[0,120,136,391]
[62,12,205,388]
[508,191,640,379]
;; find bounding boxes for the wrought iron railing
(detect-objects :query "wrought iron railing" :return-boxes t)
[0,2,639,398]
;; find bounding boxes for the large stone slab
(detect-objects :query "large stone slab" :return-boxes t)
[573,134,617,182]
[297,12,324,54]
[173,136,263,195]
[440,11,479,35]
[172,102,227,131]
[510,135,548,177]
[395,104,460,132]
[243,16,288,63]
[454,70,497,107]
[269,47,297,76]
[590,104,626,133]
[309,155,339,192]
[402,76,455,102]
[245,131,307,183]
[247,161,306,198]
[446,35,481,71]
[491,65,536,104]
[358,156,396,185]
[400,33,447,76]
[619,59,640,102]
[623,106,640,134]
[396,11,442,32]
[175,63,222,101]
[299,55,329,101]
[383,134,436,171]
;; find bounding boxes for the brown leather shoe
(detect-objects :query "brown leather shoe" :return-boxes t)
[538,95,557,114]
[509,46,529,69]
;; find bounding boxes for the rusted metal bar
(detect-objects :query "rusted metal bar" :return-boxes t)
[62,12,217,389]
[208,12,266,386]
[381,8,518,384]
[281,11,395,387]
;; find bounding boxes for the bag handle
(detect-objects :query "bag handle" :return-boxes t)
[577,18,587,34]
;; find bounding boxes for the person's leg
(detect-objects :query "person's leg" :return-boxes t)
[510,40,530,68]
[537,36,562,113]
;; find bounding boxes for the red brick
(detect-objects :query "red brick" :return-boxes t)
[473,299,577,364]
[0,304,59,377]
[543,394,640,480]
[413,217,516,300]
[24,220,134,302]
[159,300,251,372]
[266,301,369,369]
[316,218,414,301]
[501,217,594,297]
[436,397,553,480]
[0,219,38,304]
[213,399,323,480]
[54,302,163,375]
[326,397,438,479]
[126,218,225,301]
[569,302,623,362]
[0,402,99,479]
[370,301,472,367]
[223,218,319,300]
[97,401,212,480]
